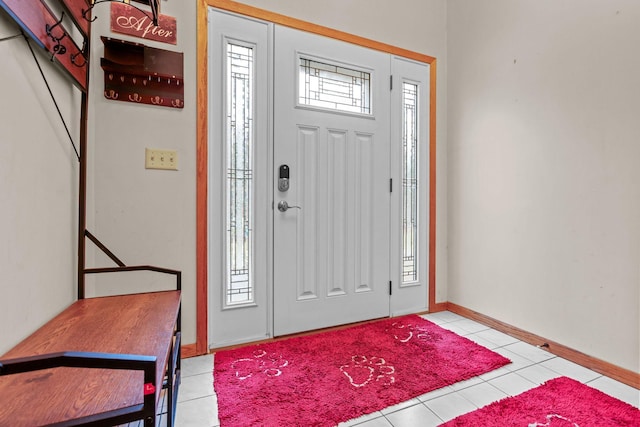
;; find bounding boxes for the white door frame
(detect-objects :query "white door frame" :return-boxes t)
[197,2,437,354]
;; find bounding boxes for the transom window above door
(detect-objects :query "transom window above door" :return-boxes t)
[298,56,372,115]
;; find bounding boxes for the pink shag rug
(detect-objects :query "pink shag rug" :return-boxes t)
[441,376,640,427]
[213,314,510,426]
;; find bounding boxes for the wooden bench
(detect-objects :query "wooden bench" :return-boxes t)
[0,290,181,426]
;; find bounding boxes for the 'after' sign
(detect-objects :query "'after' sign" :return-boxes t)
[110,2,177,45]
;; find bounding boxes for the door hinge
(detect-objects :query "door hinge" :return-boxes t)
[389,281,393,295]
[390,75,393,91]
[390,178,393,192]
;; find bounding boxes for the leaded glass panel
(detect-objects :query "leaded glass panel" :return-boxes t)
[402,82,419,284]
[299,57,371,114]
[226,43,254,305]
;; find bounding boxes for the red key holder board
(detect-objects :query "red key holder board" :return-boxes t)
[101,37,184,109]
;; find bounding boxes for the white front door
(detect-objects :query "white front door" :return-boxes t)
[207,9,431,347]
[273,26,391,336]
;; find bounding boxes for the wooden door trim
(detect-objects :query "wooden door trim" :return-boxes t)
[196,0,438,354]
[447,303,640,389]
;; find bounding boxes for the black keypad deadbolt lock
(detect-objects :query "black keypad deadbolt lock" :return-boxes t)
[278,165,290,192]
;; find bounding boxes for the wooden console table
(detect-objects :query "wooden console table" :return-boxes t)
[0,291,181,426]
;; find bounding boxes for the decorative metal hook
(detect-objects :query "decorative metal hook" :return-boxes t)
[45,11,68,61]
[82,0,158,26]
[70,52,87,67]
[70,40,88,67]
[50,42,67,62]
[45,11,67,42]
[52,43,67,55]
[81,6,98,23]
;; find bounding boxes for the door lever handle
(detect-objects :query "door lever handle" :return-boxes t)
[277,200,301,212]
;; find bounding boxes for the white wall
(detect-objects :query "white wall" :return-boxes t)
[86,2,198,342]
[0,13,79,353]
[447,0,640,371]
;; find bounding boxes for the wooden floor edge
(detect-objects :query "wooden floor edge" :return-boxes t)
[429,302,449,313]
[446,302,640,390]
[181,343,199,358]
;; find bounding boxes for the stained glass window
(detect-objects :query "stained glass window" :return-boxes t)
[299,57,371,114]
[402,82,419,284]
[226,43,254,305]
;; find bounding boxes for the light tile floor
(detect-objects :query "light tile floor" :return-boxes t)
[175,311,640,427]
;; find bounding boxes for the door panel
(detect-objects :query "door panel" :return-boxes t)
[207,10,271,347]
[273,26,391,336]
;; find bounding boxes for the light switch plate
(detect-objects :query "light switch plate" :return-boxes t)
[145,148,178,170]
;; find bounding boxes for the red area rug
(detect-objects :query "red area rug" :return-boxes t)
[441,376,640,427]
[213,314,510,426]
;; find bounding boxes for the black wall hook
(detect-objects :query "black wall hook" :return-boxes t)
[46,12,68,62]
[82,6,98,23]
[82,0,158,26]
[45,11,67,42]
[70,40,88,67]
[52,42,67,56]
[70,52,87,67]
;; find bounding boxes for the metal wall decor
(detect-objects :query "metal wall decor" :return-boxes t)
[0,0,89,90]
[101,36,184,108]
[83,0,160,26]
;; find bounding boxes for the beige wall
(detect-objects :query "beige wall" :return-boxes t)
[4,0,636,375]
[447,0,640,371]
[86,2,198,341]
[0,14,79,353]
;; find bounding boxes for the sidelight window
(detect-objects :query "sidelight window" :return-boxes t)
[225,43,255,305]
[402,82,419,284]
